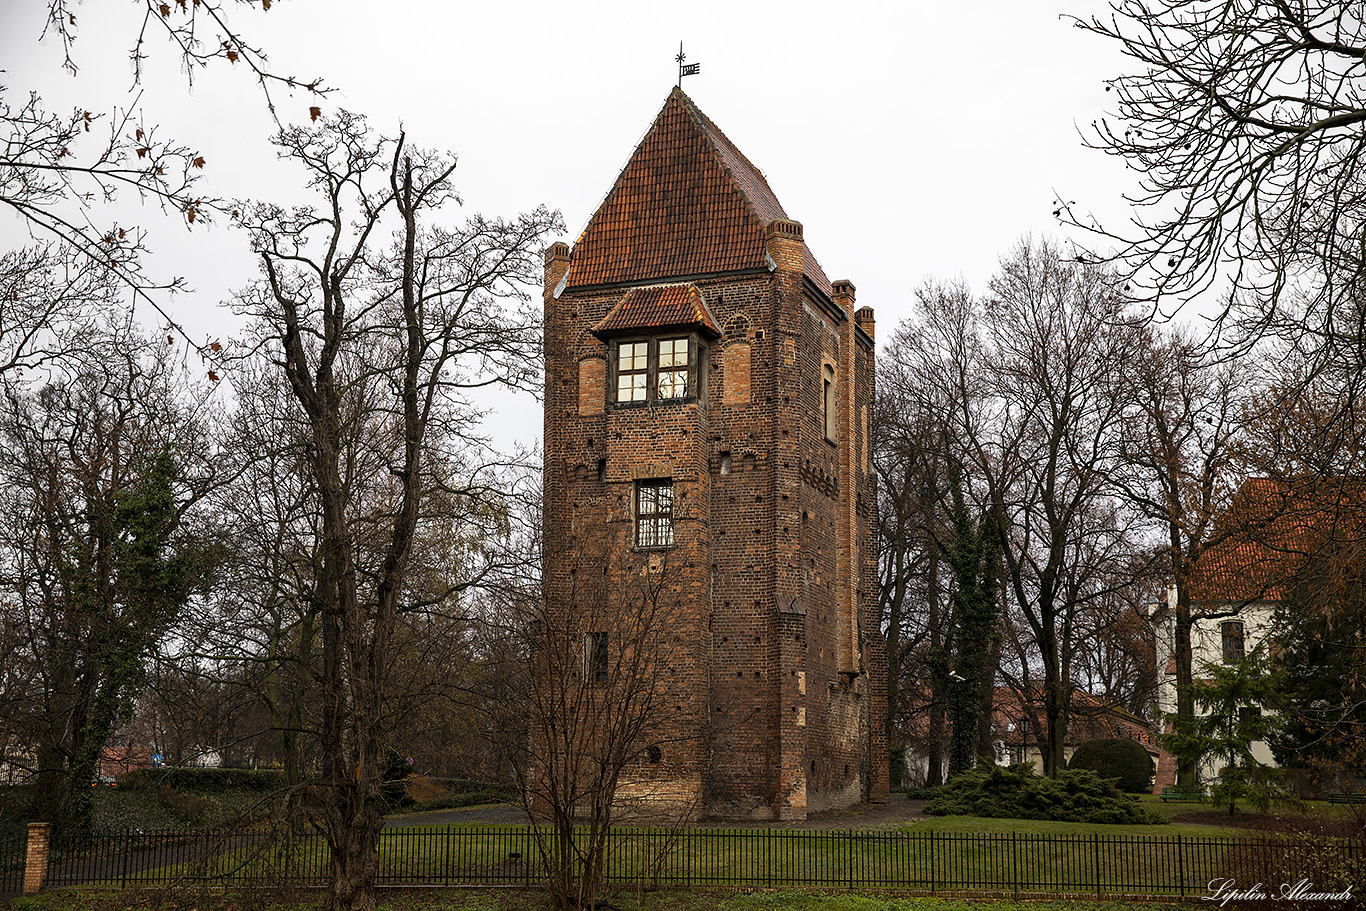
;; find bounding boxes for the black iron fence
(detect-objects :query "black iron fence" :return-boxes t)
[36,825,1365,899]
[0,833,24,896]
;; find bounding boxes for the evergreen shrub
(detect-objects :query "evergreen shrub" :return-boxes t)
[923,762,1166,824]
[1067,738,1155,793]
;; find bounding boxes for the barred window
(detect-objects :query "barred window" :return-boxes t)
[1221,620,1245,664]
[617,341,649,402]
[635,479,674,548]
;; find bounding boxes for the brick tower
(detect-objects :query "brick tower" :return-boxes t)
[542,87,887,820]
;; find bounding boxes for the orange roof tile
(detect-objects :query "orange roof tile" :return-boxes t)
[1189,477,1365,602]
[566,87,833,297]
[592,284,722,339]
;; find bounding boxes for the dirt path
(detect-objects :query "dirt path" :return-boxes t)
[386,798,932,830]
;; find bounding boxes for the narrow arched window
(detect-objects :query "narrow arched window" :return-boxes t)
[822,363,836,442]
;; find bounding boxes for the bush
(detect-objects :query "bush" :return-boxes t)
[924,762,1166,824]
[1067,738,1155,793]
[407,788,516,812]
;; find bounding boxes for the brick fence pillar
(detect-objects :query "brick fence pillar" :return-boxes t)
[23,822,51,895]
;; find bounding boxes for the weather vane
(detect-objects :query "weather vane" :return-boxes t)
[676,41,700,88]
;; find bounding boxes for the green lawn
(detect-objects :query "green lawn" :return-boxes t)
[903,812,1232,838]
[34,799,1361,902]
[58,823,1247,899]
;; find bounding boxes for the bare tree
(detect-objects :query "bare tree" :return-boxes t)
[230,109,559,911]
[0,244,110,379]
[3,2,327,347]
[486,519,695,911]
[872,342,956,785]
[1111,325,1247,785]
[1070,559,1160,719]
[890,240,1145,776]
[1067,0,1366,352]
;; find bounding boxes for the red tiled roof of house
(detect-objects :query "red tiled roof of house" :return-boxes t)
[990,685,1156,746]
[592,284,722,339]
[565,87,834,297]
[1188,477,1364,602]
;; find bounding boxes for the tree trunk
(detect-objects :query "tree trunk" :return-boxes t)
[925,551,946,787]
[975,631,1003,761]
[32,744,67,824]
[1040,634,1066,777]
[1173,585,1198,788]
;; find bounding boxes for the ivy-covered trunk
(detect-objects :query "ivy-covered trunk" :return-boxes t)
[945,470,999,779]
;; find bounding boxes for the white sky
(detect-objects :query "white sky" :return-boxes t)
[3,0,1138,437]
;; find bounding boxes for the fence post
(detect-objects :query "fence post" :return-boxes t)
[121,828,132,890]
[1176,834,1185,898]
[929,831,935,894]
[1011,831,1018,899]
[22,822,51,896]
[848,830,854,890]
[1093,832,1100,899]
[685,828,691,889]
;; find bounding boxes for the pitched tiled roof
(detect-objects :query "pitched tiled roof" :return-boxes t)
[1188,477,1364,602]
[565,88,833,297]
[592,284,722,339]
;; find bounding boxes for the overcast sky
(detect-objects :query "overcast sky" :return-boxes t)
[3,0,1139,435]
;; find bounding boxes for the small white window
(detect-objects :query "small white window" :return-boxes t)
[617,341,649,402]
[658,337,689,399]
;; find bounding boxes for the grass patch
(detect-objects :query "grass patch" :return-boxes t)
[904,812,1233,838]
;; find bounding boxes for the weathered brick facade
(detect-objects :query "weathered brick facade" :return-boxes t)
[542,88,887,820]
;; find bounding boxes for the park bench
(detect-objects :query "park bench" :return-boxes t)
[1326,791,1365,804]
[1159,786,1205,802]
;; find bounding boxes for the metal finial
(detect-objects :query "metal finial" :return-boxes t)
[676,41,700,88]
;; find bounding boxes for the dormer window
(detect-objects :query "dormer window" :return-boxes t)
[609,335,705,405]
[591,284,721,407]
